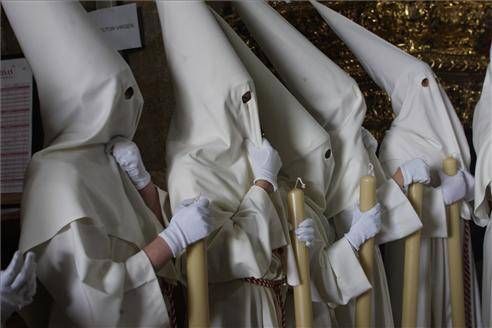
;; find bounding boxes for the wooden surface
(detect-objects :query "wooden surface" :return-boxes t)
[1,193,22,206]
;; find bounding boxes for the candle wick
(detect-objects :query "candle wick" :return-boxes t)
[295,177,306,189]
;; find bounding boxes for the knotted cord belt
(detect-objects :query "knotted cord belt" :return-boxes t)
[243,277,287,328]
[462,220,472,328]
[160,280,178,328]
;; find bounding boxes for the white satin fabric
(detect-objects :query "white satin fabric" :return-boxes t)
[3,2,176,326]
[473,45,492,326]
[314,3,482,326]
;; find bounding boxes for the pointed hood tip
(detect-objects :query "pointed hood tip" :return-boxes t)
[156,1,255,116]
[311,0,432,106]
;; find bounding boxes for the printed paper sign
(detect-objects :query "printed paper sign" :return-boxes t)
[89,3,142,51]
[1,58,33,194]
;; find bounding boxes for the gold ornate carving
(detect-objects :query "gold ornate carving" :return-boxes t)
[225,1,492,142]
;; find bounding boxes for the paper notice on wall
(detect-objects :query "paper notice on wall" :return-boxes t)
[89,3,142,51]
[0,58,33,194]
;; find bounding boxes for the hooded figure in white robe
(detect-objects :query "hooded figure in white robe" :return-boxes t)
[156,2,295,326]
[213,9,385,328]
[233,2,424,326]
[313,3,482,326]
[473,45,492,327]
[3,2,177,327]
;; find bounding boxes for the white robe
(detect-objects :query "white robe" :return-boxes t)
[472,45,492,327]
[3,2,176,326]
[374,53,482,328]
[234,2,423,326]
[311,3,482,326]
[156,2,294,326]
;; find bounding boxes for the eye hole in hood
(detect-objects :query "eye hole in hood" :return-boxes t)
[124,87,134,100]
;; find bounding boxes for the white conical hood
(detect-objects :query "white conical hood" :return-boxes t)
[213,10,334,211]
[311,0,421,114]
[156,0,259,144]
[234,1,372,216]
[235,1,362,131]
[2,1,142,151]
[472,45,492,223]
[157,0,261,211]
[314,1,470,165]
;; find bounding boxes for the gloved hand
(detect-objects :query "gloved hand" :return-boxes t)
[399,158,431,190]
[440,169,475,205]
[159,196,214,257]
[107,137,151,190]
[246,138,282,191]
[295,218,319,248]
[345,203,382,251]
[1,251,36,322]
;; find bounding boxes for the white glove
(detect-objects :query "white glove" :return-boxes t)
[345,203,382,251]
[107,137,151,190]
[160,196,214,257]
[440,169,475,205]
[399,158,431,190]
[1,251,36,322]
[246,138,282,191]
[295,218,319,248]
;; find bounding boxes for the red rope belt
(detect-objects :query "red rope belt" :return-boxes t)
[243,277,287,328]
[161,281,178,328]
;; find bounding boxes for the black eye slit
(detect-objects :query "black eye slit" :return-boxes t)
[242,91,251,104]
[421,78,429,87]
[325,149,331,159]
[124,87,134,99]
